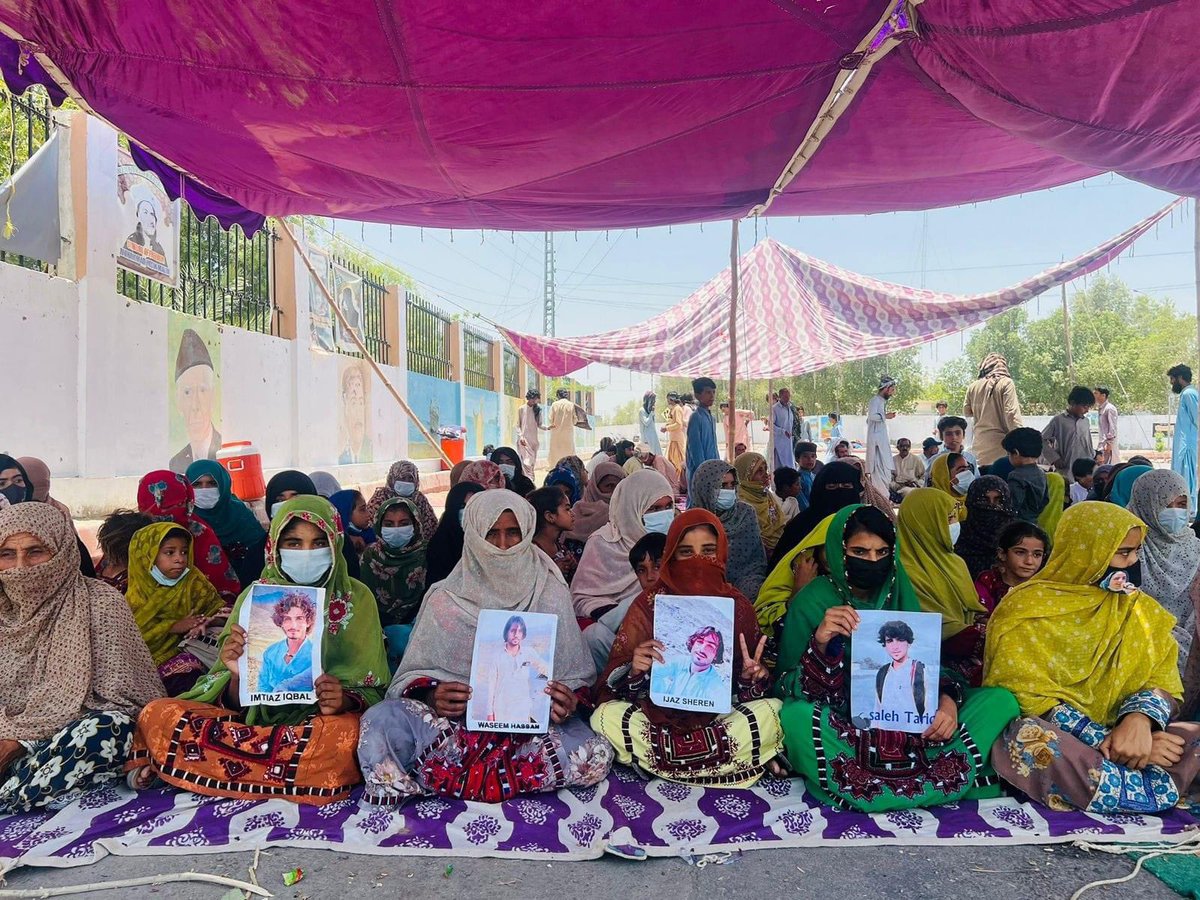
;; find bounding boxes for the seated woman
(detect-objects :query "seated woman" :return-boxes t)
[544,461,582,505]
[974,520,1050,612]
[127,496,389,805]
[770,460,864,567]
[366,460,439,539]
[186,460,267,588]
[689,459,767,601]
[566,461,626,542]
[308,471,342,498]
[953,475,1016,580]
[1107,464,1153,509]
[774,504,1018,812]
[898,489,991,688]
[95,508,153,593]
[360,497,427,629]
[138,470,242,602]
[529,487,585,586]
[984,502,1200,814]
[126,522,227,695]
[753,513,832,648]
[424,481,487,586]
[265,470,361,579]
[357,490,610,804]
[930,453,973,523]
[459,460,507,491]
[592,509,783,786]
[330,489,375,554]
[1,454,96,577]
[734,451,787,557]
[491,446,537,497]
[0,504,163,812]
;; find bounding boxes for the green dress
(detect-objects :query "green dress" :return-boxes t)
[774,505,1018,812]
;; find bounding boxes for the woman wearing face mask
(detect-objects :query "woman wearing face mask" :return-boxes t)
[775,504,1018,812]
[897,489,991,688]
[769,461,865,567]
[124,523,226,695]
[357,490,609,804]
[490,446,537,497]
[360,497,427,629]
[930,453,974,523]
[365,461,439,539]
[688,459,767,601]
[974,520,1050,611]
[566,461,625,542]
[733,451,787,557]
[953,475,1016,580]
[0,454,97,578]
[592,509,783,786]
[571,469,674,622]
[265,471,362,580]
[137,470,241,603]
[985,502,1200,813]
[186,460,267,588]
[424,482,487,587]
[127,495,390,804]
[458,459,507,491]
[753,513,833,645]
[1128,471,1200,706]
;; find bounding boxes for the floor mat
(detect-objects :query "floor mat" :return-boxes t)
[0,768,1194,872]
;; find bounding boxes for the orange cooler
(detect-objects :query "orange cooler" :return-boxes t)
[217,441,266,501]
[440,436,466,470]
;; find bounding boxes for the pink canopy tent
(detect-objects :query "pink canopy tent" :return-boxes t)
[501,200,1182,379]
[0,1,1198,229]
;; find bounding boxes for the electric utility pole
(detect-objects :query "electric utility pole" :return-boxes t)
[543,232,557,337]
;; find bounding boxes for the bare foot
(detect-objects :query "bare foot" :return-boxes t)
[766,757,790,778]
[126,766,158,790]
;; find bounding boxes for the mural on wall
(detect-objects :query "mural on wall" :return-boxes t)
[333,270,365,354]
[465,386,502,457]
[116,147,180,287]
[407,372,461,460]
[307,247,365,354]
[167,314,222,474]
[307,247,336,352]
[337,357,373,465]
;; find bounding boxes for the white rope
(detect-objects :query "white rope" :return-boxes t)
[0,871,273,898]
[1069,830,1200,900]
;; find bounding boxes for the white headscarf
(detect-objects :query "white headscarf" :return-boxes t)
[390,489,595,695]
[569,469,673,618]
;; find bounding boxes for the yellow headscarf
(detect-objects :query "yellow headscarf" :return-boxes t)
[896,488,985,639]
[983,501,1182,724]
[1036,471,1066,536]
[733,451,786,553]
[930,453,969,522]
[754,513,835,636]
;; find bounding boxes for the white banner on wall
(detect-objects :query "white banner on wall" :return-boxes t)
[307,247,365,353]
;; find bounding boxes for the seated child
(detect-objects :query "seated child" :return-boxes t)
[95,509,153,593]
[774,467,802,521]
[1002,427,1048,524]
[583,531,666,673]
[1070,458,1095,505]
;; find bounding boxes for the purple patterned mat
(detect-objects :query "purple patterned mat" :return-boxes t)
[0,768,1195,871]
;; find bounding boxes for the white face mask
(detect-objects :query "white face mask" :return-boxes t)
[151,564,189,587]
[715,488,737,511]
[1159,508,1190,535]
[394,481,416,498]
[280,547,333,585]
[498,463,517,480]
[270,501,285,519]
[948,521,962,546]
[642,508,675,535]
[192,487,220,510]
[381,525,415,549]
[952,470,976,495]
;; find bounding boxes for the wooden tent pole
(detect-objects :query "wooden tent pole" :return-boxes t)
[278,218,454,467]
[727,219,740,461]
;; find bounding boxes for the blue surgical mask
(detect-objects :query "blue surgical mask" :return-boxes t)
[715,488,737,511]
[382,525,415,549]
[279,547,333,585]
[192,487,220,510]
[948,521,962,546]
[498,463,516,480]
[1159,508,1190,535]
[642,509,675,535]
[151,565,188,587]
[952,471,976,494]
[394,481,416,497]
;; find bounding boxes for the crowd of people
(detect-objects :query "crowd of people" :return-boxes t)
[0,357,1198,830]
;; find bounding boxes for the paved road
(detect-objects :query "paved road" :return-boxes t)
[0,843,1173,899]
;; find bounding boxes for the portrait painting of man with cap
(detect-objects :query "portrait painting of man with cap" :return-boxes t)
[169,322,222,474]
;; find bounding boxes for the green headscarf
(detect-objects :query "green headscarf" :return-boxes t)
[359,497,428,627]
[1037,471,1068,537]
[774,504,919,700]
[181,495,389,725]
[185,459,266,548]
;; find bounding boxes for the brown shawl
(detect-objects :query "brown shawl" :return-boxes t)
[567,461,626,541]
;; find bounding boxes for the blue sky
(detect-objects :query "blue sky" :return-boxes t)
[336,177,1196,415]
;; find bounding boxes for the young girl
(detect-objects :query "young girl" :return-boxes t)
[529,487,585,586]
[331,489,374,554]
[125,523,226,695]
[360,497,427,629]
[95,509,153,594]
[974,521,1050,612]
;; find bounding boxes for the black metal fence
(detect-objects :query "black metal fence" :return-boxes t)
[118,209,279,335]
[503,345,521,397]
[406,292,453,380]
[0,87,53,273]
[464,325,496,391]
[329,253,389,364]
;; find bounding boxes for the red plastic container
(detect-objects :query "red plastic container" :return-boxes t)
[440,436,466,470]
[216,441,266,500]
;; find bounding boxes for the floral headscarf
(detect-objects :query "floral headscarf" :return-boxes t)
[366,460,439,539]
[360,497,428,628]
[459,459,506,491]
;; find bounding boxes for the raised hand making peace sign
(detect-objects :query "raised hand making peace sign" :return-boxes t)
[739,633,769,683]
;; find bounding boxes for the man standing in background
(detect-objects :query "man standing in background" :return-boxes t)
[771,387,796,470]
[866,375,897,491]
[1094,387,1119,465]
[516,388,543,478]
[1040,386,1095,485]
[964,353,1023,468]
[686,377,719,482]
[547,387,578,465]
[1169,365,1198,513]
[662,391,687,477]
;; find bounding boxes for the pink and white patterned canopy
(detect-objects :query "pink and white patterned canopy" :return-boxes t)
[501,201,1180,378]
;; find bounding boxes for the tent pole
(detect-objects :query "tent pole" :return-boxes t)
[1061,280,1076,385]
[278,218,453,467]
[1194,198,1200,373]
[727,219,739,461]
